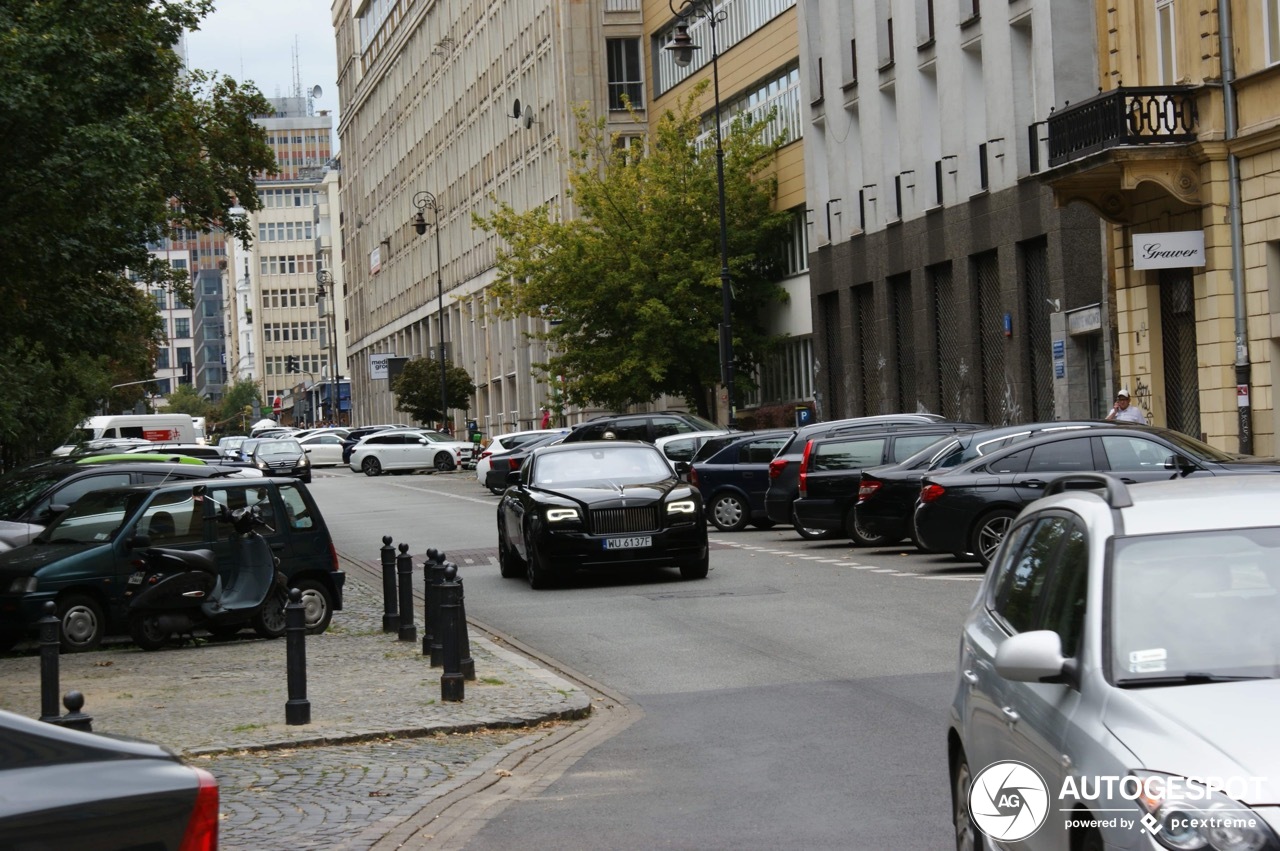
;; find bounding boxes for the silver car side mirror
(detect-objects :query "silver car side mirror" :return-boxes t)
[995,630,1068,684]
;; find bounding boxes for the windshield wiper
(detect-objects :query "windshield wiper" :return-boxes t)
[1116,672,1273,688]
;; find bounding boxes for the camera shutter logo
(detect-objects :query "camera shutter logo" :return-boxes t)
[969,761,1050,842]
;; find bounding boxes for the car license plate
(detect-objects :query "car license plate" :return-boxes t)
[127,571,145,586]
[604,536,651,550]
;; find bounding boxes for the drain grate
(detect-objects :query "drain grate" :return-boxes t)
[641,586,784,601]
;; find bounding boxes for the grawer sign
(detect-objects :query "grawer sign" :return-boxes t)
[1133,230,1205,269]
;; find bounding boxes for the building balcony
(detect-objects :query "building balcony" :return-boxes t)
[1042,86,1203,225]
[1048,86,1198,168]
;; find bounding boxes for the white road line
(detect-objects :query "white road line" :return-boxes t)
[871,568,897,573]
[919,575,983,581]
[385,482,497,507]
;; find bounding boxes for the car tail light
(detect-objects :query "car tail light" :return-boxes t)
[328,542,340,572]
[479,451,492,461]
[507,457,522,470]
[920,483,946,504]
[768,458,788,480]
[179,767,219,851]
[857,478,882,503]
[798,440,814,498]
[688,467,699,486]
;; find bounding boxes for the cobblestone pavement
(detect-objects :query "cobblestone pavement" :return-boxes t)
[0,563,591,849]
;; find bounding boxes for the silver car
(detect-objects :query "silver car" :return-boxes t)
[949,474,1280,851]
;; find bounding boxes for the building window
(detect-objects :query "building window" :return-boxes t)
[606,38,643,110]
[782,208,810,276]
[155,348,170,370]
[1156,0,1176,84]
[174,317,190,338]
[152,288,167,310]
[177,347,192,366]
[1266,0,1280,65]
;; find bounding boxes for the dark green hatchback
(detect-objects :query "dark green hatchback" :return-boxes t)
[0,477,344,651]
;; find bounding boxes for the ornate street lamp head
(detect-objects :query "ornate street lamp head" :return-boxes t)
[412,211,427,236]
[664,24,700,68]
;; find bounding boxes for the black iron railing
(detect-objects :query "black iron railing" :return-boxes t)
[1047,86,1198,167]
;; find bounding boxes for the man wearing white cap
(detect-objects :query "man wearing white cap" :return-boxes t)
[1106,389,1147,423]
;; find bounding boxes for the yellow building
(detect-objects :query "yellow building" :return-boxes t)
[645,0,813,425]
[1045,0,1280,453]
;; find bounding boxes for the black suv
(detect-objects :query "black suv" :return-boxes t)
[763,414,959,538]
[560,412,721,444]
[0,477,344,651]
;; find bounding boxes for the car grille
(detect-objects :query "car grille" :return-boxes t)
[590,506,659,534]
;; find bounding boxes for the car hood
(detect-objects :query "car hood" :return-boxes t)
[1104,681,1280,802]
[1213,459,1280,471]
[0,541,106,577]
[0,520,43,553]
[540,481,680,505]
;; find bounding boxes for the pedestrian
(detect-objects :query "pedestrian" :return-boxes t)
[540,407,551,429]
[1106,389,1147,423]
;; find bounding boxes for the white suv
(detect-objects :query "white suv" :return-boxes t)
[474,429,566,488]
[949,473,1280,851]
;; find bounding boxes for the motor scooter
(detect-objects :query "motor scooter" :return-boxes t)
[125,489,288,651]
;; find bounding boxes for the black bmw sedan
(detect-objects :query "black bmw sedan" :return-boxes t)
[912,423,1280,567]
[496,442,709,588]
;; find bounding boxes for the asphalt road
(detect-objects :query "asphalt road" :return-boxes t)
[310,465,983,850]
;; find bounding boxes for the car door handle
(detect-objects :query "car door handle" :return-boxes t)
[1023,479,1047,489]
[1120,478,1138,484]
[1001,707,1020,724]
[270,543,285,551]
[962,669,979,686]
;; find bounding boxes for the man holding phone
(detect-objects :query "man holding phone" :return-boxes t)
[1106,389,1147,423]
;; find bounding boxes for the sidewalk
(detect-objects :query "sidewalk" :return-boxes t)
[0,567,589,756]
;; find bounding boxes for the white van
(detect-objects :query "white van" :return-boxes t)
[53,414,198,456]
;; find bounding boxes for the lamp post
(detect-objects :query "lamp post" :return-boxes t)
[411,191,449,432]
[666,0,735,427]
[315,269,341,425]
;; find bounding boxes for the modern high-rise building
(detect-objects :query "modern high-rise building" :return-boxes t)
[800,0,1108,426]
[238,96,344,424]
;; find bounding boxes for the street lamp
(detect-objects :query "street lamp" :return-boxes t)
[315,269,342,425]
[666,0,735,427]
[412,190,449,431]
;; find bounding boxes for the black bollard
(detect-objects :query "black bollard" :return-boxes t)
[456,572,475,681]
[421,548,439,657]
[285,588,311,726]
[397,544,416,642]
[380,535,399,632]
[439,563,465,702]
[38,602,61,723]
[426,552,448,666]
[60,691,93,732]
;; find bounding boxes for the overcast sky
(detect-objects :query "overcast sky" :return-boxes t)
[185,0,340,142]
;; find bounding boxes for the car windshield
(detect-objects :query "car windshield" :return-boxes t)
[0,469,64,519]
[693,434,749,463]
[257,440,302,456]
[534,447,672,486]
[37,489,148,544]
[219,437,245,449]
[1110,528,1280,684]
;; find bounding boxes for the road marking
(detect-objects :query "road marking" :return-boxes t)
[918,575,983,581]
[871,568,897,573]
[384,481,496,507]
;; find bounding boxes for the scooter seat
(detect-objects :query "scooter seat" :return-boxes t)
[144,547,218,576]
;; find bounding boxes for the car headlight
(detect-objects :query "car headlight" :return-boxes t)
[300,455,310,466]
[7,577,38,594]
[545,508,579,523]
[666,500,698,515]
[1132,771,1280,851]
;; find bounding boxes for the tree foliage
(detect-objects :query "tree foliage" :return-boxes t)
[475,85,793,422]
[0,0,275,467]
[160,384,213,419]
[393,359,475,425]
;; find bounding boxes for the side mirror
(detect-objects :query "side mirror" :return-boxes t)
[995,630,1073,685]
[506,469,523,485]
[1164,454,1196,475]
[419,437,430,444]
[674,461,691,477]
[304,448,312,454]
[126,534,151,551]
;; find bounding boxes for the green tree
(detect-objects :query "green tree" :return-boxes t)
[161,383,213,420]
[393,359,475,425]
[217,378,262,433]
[0,0,275,467]
[475,86,792,423]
